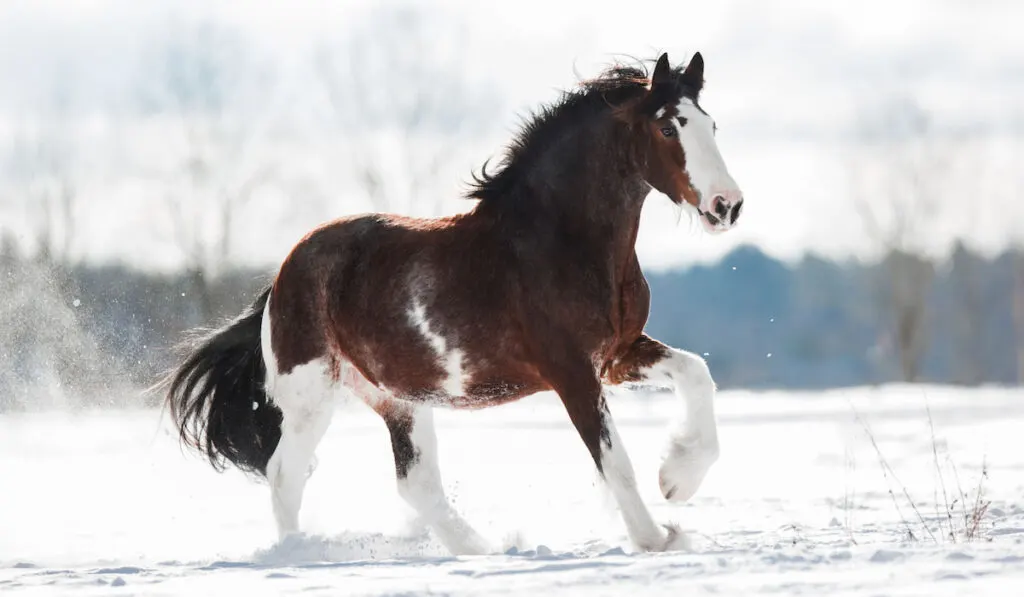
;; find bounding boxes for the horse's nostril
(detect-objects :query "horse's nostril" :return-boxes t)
[713,195,729,217]
[730,198,744,225]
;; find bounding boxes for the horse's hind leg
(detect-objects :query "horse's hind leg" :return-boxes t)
[264,361,336,539]
[373,400,491,556]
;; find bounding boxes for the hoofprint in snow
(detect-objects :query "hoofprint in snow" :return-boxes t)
[2,385,1024,595]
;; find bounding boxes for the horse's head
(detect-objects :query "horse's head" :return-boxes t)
[630,52,743,233]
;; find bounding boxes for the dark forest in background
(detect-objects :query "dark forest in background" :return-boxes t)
[646,244,1023,389]
[2,238,1022,410]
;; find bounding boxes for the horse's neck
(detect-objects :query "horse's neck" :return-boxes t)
[573,189,646,278]
[480,176,648,286]
[474,115,649,276]
[539,152,649,277]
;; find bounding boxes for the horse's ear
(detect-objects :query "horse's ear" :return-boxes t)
[622,52,675,121]
[651,53,672,88]
[681,52,704,92]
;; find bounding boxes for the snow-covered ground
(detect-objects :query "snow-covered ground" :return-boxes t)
[2,384,1023,595]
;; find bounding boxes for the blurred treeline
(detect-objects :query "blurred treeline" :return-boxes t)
[2,236,1021,411]
[647,244,1024,390]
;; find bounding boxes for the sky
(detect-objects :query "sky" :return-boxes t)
[0,0,1021,272]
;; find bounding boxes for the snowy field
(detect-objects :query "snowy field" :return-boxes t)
[2,384,1023,595]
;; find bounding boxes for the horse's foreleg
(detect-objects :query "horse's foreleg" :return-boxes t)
[604,334,720,503]
[551,370,688,552]
[375,401,491,556]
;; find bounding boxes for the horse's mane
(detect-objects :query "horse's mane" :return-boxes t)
[467,63,655,202]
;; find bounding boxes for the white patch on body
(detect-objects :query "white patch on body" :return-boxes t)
[407,298,466,397]
[260,301,277,382]
[337,360,387,405]
[637,348,720,503]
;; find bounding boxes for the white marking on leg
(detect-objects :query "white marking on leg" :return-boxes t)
[267,411,332,537]
[599,409,689,552]
[262,352,337,539]
[397,406,490,555]
[407,298,466,397]
[641,348,720,502]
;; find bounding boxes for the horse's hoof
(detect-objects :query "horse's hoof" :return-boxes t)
[659,437,719,503]
[661,523,691,552]
[635,523,691,553]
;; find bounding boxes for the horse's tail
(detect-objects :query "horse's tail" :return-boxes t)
[164,285,282,477]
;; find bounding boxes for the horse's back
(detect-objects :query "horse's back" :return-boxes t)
[265,212,546,406]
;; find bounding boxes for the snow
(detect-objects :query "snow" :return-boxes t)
[2,384,1024,595]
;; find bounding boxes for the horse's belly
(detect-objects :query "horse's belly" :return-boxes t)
[355,341,547,409]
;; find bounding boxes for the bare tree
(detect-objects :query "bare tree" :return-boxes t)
[3,105,79,276]
[850,98,949,382]
[139,21,278,323]
[948,242,987,384]
[313,4,499,217]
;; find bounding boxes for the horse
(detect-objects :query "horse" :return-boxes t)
[165,51,744,555]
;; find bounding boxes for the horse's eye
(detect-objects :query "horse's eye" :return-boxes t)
[660,126,676,138]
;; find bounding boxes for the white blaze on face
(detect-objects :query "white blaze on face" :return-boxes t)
[672,97,743,232]
[407,298,466,398]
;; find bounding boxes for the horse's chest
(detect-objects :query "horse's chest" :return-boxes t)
[618,274,651,340]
